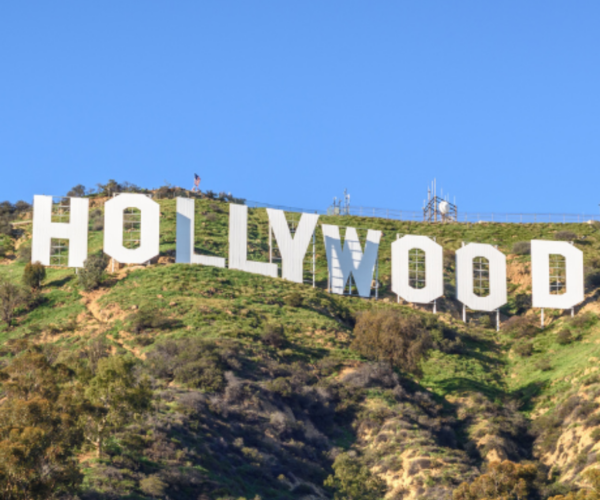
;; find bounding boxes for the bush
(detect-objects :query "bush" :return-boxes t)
[22,261,46,290]
[147,339,235,392]
[324,451,387,500]
[513,340,534,357]
[557,329,573,345]
[535,359,552,371]
[78,252,109,291]
[89,208,103,231]
[502,315,538,338]
[284,292,303,307]
[352,310,432,375]
[0,279,27,327]
[139,475,168,497]
[0,239,12,259]
[16,243,31,263]
[129,306,172,334]
[512,241,531,255]
[453,461,537,500]
[556,230,577,241]
[261,324,286,348]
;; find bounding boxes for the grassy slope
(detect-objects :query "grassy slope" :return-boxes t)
[1,197,600,497]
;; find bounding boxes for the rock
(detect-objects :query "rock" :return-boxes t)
[131,305,138,310]
[169,301,176,307]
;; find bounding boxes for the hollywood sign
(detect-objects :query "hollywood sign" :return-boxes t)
[31,194,584,315]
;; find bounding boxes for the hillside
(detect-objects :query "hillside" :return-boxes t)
[1,190,600,499]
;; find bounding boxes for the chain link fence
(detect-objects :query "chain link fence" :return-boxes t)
[245,200,600,224]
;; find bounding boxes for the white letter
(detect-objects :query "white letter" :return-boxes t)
[322,225,381,298]
[456,243,507,311]
[104,194,160,264]
[176,198,225,267]
[531,240,583,309]
[228,204,277,278]
[31,195,89,268]
[391,235,443,304]
[266,208,319,283]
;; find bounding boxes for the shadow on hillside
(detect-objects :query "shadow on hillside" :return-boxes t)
[46,275,74,288]
[510,380,548,412]
[434,377,506,400]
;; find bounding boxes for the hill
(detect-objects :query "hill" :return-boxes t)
[1,189,600,499]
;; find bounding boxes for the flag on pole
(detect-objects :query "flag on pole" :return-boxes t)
[192,173,201,191]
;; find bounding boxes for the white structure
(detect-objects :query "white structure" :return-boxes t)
[176,198,225,268]
[456,243,507,311]
[31,195,89,268]
[531,240,584,309]
[104,194,160,264]
[391,235,444,304]
[322,225,381,298]
[229,204,277,278]
[266,208,319,283]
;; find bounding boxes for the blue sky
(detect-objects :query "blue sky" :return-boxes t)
[1,2,599,215]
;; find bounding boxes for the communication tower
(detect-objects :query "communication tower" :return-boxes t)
[423,179,457,222]
[328,188,351,216]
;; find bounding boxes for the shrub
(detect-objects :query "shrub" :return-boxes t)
[0,239,12,259]
[556,329,573,345]
[22,261,46,290]
[512,241,531,255]
[502,315,538,338]
[78,252,109,291]
[453,461,537,500]
[261,324,286,348]
[567,312,597,330]
[324,451,387,500]
[0,279,27,327]
[205,212,217,222]
[16,243,31,263]
[148,339,233,392]
[128,306,172,334]
[535,359,552,371]
[284,292,303,307]
[352,310,432,375]
[90,208,103,231]
[591,429,600,442]
[477,314,492,328]
[139,475,168,497]
[513,340,534,357]
[556,230,577,241]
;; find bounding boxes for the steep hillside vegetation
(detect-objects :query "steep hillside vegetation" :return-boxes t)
[1,189,600,499]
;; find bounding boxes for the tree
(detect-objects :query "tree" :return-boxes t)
[96,179,121,197]
[22,261,46,290]
[324,452,386,500]
[0,279,27,327]
[0,348,84,499]
[83,356,152,458]
[78,252,109,291]
[453,460,537,500]
[351,310,432,375]
[66,184,86,197]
